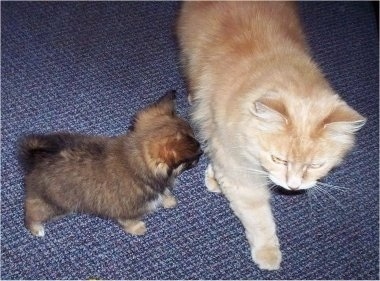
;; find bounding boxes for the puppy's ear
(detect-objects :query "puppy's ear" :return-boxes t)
[134,91,177,127]
[153,90,176,116]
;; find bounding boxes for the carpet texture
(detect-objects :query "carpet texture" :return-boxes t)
[1,2,378,279]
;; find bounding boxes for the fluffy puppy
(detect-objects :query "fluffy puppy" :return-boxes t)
[20,91,202,237]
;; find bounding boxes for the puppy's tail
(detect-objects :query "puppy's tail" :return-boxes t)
[19,134,62,173]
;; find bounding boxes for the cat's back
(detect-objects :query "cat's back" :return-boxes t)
[177,1,309,107]
[177,1,305,61]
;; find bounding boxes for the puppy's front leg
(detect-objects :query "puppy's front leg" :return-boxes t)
[162,189,177,209]
[118,219,147,236]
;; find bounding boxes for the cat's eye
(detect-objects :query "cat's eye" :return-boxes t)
[271,155,288,166]
[308,163,324,169]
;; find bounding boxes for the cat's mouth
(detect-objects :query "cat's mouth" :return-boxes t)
[269,174,316,191]
[272,187,307,196]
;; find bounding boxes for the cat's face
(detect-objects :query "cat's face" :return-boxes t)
[257,134,346,190]
[246,91,366,191]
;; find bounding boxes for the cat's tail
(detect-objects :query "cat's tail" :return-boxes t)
[19,134,65,173]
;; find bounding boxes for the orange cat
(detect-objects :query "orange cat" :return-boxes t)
[177,2,366,270]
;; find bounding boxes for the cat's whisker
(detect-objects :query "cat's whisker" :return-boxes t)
[245,174,269,179]
[240,171,269,177]
[267,183,278,191]
[232,166,267,173]
[244,167,268,173]
[316,181,348,191]
[255,183,272,189]
[308,187,325,209]
[306,189,317,215]
[313,184,345,210]
[236,172,269,180]
[235,167,269,175]
[230,146,247,149]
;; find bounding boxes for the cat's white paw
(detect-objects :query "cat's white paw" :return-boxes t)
[252,246,282,271]
[205,164,221,193]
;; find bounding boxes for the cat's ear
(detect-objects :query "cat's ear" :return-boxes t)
[324,104,366,136]
[250,95,288,130]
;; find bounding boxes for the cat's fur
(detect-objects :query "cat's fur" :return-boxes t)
[177,2,366,270]
[20,91,202,237]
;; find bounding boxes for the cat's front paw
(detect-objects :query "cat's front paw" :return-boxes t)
[252,246,282,271]
[205,164,222,193]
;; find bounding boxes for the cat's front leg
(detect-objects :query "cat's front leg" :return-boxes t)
[205,163,222,193]
[222,182,282,270]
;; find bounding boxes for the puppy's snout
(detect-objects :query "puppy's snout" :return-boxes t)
[194,140,203,157]
[191,147,203,167]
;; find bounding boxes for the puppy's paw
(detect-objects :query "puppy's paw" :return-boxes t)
[252,246,282,271]
[205,164,221,193]
[162,195,177,209]
[125,221,147,236]
[119,220,147,236]
[28,222,45,237]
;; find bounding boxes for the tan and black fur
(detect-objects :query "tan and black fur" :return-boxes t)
[20,91,202,237]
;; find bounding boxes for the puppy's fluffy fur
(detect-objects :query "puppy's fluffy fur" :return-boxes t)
[20,91,202,237]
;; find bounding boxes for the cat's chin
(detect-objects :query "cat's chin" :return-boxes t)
[268,174,316,191]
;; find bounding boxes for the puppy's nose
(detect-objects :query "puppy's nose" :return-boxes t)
[189,149,203,168]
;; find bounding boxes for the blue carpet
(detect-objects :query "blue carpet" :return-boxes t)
[1,2,378,279]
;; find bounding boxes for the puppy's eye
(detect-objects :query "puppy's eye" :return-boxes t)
[271,155,288,166]
[308,163,324,169]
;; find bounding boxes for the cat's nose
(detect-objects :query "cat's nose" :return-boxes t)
[288,185,300,191]
[287,177,302,190]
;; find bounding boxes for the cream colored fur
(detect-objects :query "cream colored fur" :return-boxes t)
[177,2,365,270]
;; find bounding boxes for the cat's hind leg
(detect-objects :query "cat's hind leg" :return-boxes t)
[205,163,222,193]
